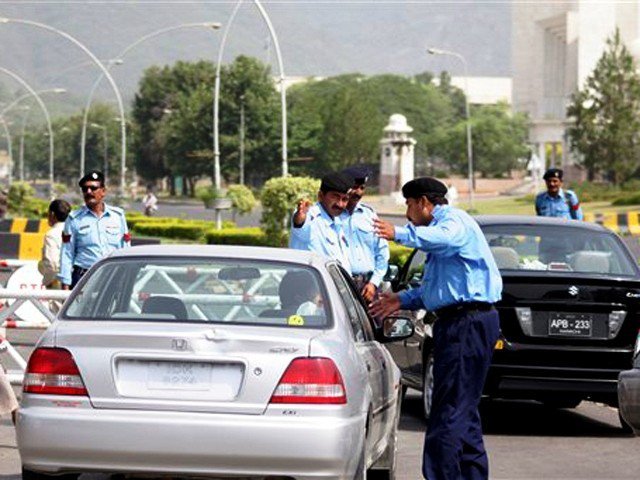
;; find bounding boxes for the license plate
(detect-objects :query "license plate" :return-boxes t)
[147,361,212,391]
[548,313,592,337]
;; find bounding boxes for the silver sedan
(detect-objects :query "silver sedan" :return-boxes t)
[16,245,412,479]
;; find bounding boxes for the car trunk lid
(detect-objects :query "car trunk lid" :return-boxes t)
[54,320,321,414]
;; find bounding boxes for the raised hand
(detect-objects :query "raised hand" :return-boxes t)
[293,199,312,227]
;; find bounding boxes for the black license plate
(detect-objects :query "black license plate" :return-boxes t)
[548,313,592,337]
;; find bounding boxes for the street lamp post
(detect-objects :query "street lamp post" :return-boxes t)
[79,22,221,182]
[0,118,13,185]
[90,123,108,179]
[239,94,245,185]
[0,17,128,197]
[0,67,56,197]
[427,47,474,210]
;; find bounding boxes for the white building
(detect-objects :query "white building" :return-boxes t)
[512,1,640,179]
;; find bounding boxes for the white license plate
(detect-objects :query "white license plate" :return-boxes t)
[147,362,212,391]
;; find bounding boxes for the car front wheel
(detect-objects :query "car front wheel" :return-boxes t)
[22,468,79,480]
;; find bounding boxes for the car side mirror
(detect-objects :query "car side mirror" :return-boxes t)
[409,272,422,288]
[384,264,400,282]
[377,316,414,343]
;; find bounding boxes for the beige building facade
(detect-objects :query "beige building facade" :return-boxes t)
[512,1,640,180]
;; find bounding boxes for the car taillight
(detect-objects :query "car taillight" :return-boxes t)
[23,348,87,396]
[270,357,346,404]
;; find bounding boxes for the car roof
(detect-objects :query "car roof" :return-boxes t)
[108,244,328,267]
[475,215,611,233]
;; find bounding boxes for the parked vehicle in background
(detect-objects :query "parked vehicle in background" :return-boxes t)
[389,216,640,430]
[16,245,413,480]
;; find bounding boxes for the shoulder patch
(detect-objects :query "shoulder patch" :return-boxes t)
[108,205,125,216]
[68,209,82,219]
[359,202,376,212]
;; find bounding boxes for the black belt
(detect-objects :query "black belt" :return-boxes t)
[434,301,494,319]
[72,266,89,275]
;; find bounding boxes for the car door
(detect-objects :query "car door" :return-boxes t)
[327,265,386,445]
[396,249,433,385]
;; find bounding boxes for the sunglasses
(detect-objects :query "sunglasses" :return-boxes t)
[81,185,103,193]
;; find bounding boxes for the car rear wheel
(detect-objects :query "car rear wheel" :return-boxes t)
[21,468,79,480]
[422,352,434,421]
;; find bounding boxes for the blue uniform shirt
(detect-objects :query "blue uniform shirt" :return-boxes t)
[341,202,389,286]
[394,205,502,311]
[58,203,130,286]
[535,188,583,220]
[289,202,352,274]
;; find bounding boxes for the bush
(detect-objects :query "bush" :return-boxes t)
[133,222,209,241]
[260,176,320,246]
[226,184,257,215]
[8,182,35,210]
[196,186,220,204]
[205,227,269,246]
[567,181,621,203]
[389,242,413,268]
[612,193,640,206]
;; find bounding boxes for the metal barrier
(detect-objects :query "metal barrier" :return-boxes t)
[0,288,70,385]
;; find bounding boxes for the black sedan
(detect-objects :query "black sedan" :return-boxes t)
[388,215,640,429]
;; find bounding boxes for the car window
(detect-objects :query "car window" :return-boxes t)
[482,224,638,276]
[405,249,427,283]
[328,264,374,342]
[62,258,331,328]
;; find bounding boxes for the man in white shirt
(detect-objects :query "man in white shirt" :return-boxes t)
[38,199,71,289]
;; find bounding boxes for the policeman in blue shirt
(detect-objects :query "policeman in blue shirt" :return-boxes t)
[340,165,389,302]
[289,172,352,273]
[370,177,502,480]
[59,171,130,289]
[535,168,583,220]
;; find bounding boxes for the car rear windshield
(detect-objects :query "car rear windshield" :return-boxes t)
[62,258,331,328]
[481,224,638,277]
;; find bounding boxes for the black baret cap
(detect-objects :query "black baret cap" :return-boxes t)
[341,165,372,185]
[320,171,353,194]
[78,170,105,187]
[402,177,448,199]
[543,168,563,181]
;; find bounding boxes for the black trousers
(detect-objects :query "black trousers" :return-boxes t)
[71,266,89,288]
[423,306,500,480]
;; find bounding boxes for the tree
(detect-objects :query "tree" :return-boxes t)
[567,29,640,184]
[442,102,529,178]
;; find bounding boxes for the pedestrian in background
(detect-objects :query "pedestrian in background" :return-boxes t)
[59,171,130,289]
[289,171,353,273]
[142,185,158,217]
[38,199,71,289]
[535,168,583,220]
[0,365,18,424]
[340,165,389,302]
[370,177,502,480]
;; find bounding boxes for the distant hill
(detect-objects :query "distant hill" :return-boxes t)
[0,0,510,114]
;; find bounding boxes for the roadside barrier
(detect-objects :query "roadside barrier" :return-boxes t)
[0,288,70,385]
[584,212,640,235]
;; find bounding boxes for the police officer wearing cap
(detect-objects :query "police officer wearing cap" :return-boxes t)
[535,168,583,220]
[289,171,352,273]
[340,165,389,302]
[59,171,130,289]
[370,177,502,480]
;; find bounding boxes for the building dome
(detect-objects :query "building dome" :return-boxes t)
[383,114,413,133]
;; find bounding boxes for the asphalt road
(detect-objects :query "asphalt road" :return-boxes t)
[1,390,639,479]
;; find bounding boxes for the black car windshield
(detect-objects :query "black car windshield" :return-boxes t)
[481,224,638,277]
[62,258,331,328]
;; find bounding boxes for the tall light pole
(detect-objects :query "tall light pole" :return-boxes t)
[79,22,221,181]
[90,123,108,179]
[0,67,56,198]
[0,88,66,184]
[214,0,289,192]
[0,17,128,197]
[239,94,245,185]
[0,118,13,185]
[427,47,474,210]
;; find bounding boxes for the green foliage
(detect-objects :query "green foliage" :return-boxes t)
[566,181,622,203]
[195,186,221,203]
[205,227,269,246]
[260,176,320,245]
[567,29,640,184]
[133,222,209,241]
[8,182,35,208]
[612,193,640,206]
[441,102,529,177]
[226,184,257,215]
[389,242,413,268]
[132,57,280,190]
